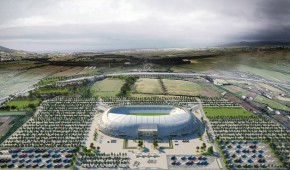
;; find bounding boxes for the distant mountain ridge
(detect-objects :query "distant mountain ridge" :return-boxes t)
[226,41,290,47]
[0,45,16,53]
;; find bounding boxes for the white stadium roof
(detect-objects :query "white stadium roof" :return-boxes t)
[98,105,199,138]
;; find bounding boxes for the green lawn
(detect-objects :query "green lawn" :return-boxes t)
[130,113,168,116]
[5,99,41,109]
[91,78,125,97]
[203,107,255,118]
[0,111,26,116]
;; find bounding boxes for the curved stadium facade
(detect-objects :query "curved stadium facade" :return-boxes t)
[98,105,199,138]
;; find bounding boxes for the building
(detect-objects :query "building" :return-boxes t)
[98,105,199,138]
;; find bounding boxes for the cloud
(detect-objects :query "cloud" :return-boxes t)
[0,0,289,51]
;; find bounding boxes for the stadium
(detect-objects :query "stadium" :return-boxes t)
[98,105,199,138]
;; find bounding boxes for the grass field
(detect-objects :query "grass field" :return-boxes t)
[52,66,85,76]
[0,61,43,70]
[238,65,290,83]
[39,77,65,85]
[134,78,163,94]
[36,88,70,94]
[254,95,290,111]
[223,85,250,97]
[257,83,283,93]
[203,107,255,118]
[91,78,125,97]
[276,96,290,102]
[0,111,26,116]
[130,113,168,116]
[162,79,222,97]
[5,99,41,109]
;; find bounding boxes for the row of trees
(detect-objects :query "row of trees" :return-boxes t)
[210,117,290,142]
[270,142,290,168]
[117,76,138,97]
[1,98,96,148]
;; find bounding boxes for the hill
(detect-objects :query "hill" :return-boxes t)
[226,41,290,47]
[0,45,16,53]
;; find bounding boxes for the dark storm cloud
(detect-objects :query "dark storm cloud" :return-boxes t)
[0,0,289,51]
[244,0,290,41]
[256,0,290,20]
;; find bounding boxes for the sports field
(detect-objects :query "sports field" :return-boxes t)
[134,78,163,94]
[91,78,125,97]
[162,79,222,97]
[203,107,255,118]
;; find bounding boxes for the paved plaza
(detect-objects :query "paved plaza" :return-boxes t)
[84,102,221,169]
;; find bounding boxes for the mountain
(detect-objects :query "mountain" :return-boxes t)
[0,45,16,53]
[226,41,290,47]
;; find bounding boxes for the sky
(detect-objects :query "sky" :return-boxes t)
[0,0,289,52]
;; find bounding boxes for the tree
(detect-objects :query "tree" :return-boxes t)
[28,103,36,110]
[137,140,143,148]
[202,143,206,149]
[10,105,17,110]
[153,139,158,149]
[207,146,214,155]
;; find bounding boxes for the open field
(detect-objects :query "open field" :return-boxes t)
[134,78,163,94]
[162,79,222,97]
[238,65,290,83]
[254,95,290,111]
[52,66,85,76]
[203,107,255,118]
[257,83,283,93]
[0,116,17,138]
[76,67,101,75]
[91,78,125,97]
[276,96,290,102]
[0,61,44,70]
[0,65,68,99]
[223,85,249,97]
[0,111,26,116]
[0,113,33,144]
[5,99,41,109]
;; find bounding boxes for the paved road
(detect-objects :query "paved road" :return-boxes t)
[194,101,226,169]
